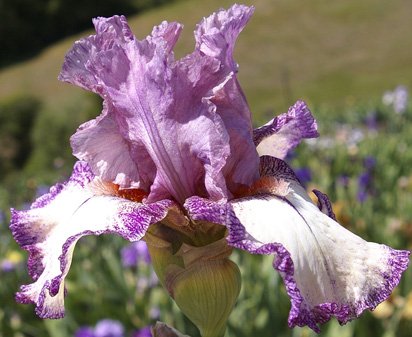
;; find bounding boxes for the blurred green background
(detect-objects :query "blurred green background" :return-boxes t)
[1,0,411,336]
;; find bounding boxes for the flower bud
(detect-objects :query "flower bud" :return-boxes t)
[146,223,241,337]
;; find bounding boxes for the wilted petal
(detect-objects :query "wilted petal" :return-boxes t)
[60,6,258,204]
[10,162,173,318]
[186,157,410,332]
[254,100,319,159]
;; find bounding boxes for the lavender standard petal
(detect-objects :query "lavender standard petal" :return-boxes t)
[61,6,258,204]
[194,4,260,192]
[71,102,144,189]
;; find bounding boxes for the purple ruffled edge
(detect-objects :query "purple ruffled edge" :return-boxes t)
[15,198,173,319]
[253,100,319,158]
[231,234,410,332]
[10,162,95,281]
[10,161,174,318]
[185,194,410,332]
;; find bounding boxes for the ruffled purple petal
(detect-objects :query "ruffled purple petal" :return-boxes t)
[186,157,410,332]
[10,161,173,318]
[254,100,319,159]
[194,4,259,194]
[71,102,144,189]
[60,5,258,204]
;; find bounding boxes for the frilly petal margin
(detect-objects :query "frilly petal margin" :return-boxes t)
[60,5,259,204]
[253,100,319,159]
[194,4,260,197]
[70,102,145,189]
[185,158,410,332]
[10,161,173,318]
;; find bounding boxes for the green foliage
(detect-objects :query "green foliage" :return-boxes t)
[25,93,101,180]
[0,94,100,212]
[0,95,40,176]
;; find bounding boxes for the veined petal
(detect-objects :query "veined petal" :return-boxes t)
[195,4,260,193]
[10,161,173,318]
[254,100,319,159]
[70,102,146,189]
[185,158,410,332]
[60,6,258,204]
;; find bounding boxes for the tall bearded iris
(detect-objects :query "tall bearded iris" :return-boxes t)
[10,4,409,336]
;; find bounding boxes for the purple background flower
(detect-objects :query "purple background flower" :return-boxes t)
[1,260,15,272]
[94,319,124,337]
[75,327,95,337]
[132,326,152,337]
[121,241,151,268]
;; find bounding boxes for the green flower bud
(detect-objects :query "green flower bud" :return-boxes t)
[146,222,241,337]
[170,257,241,337]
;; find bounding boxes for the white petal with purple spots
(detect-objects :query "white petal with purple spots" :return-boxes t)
[10,162,173,318]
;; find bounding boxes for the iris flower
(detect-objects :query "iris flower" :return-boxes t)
[10,4,409,335]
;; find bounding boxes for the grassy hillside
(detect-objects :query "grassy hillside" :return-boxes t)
[0,0,411,122]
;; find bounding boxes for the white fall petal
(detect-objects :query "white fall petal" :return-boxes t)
[229,165,409,332]
[10,162,173,318]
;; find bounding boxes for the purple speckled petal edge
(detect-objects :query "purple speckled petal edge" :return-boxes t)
[253,100,319,159]
[10,162,174,319]
[185,190,410,332]
[229,230,410,332]
[312,189,337,221]
[31,161,94,210]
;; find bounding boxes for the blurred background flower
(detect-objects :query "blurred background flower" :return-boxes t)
[121,241,151,268]
[383,85,409,114]
[94,319,124,337]
[132,326,152,337]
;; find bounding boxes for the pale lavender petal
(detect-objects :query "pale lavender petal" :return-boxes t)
[195,4,260,194]
[10,161,173,318]
[60,6,258,204]
[71,102,145,189]
[254,100,319,159]
[186,158,410,332]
